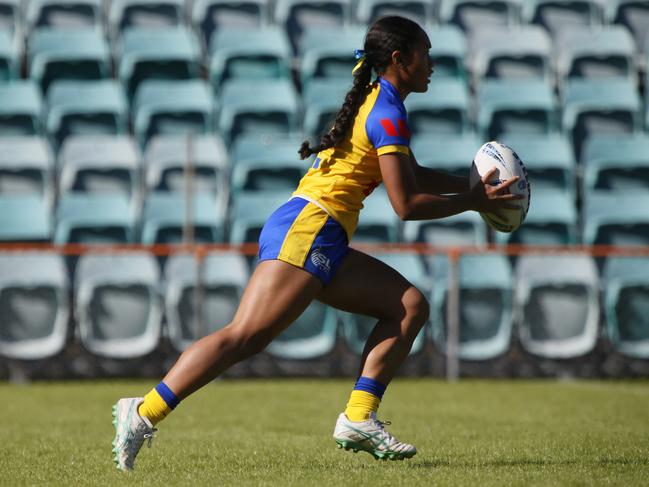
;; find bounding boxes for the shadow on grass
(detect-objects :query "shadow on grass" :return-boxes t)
[411,457,649,469]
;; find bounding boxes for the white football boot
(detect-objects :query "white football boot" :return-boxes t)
[333,412,417,460]
[111,397,157,471]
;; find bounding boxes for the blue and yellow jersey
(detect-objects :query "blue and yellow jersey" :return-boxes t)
[293,76,411,241]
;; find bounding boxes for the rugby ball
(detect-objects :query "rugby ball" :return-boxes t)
[469,141,530,233]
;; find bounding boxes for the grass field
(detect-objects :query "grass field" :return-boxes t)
[1,379,648,486]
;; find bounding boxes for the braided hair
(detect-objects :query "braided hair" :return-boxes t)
[298,16,425,160]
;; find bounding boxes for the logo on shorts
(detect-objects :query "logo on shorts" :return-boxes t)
[310,248,331,275]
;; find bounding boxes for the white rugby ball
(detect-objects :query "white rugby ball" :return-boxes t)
[469,141,530,233]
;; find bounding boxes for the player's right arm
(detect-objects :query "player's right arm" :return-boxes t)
[378,151,520,221]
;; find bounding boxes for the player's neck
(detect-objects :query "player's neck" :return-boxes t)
[379,72,410,101]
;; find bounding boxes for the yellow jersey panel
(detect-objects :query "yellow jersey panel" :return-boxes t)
[293,77,411,241]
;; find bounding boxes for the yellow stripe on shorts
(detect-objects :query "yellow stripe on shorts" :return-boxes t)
[278,202,329,267]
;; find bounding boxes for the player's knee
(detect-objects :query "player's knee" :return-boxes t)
[402,287,429,334]
[230,326,274,358]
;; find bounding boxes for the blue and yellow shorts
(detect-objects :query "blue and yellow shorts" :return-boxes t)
[258,196,350,284]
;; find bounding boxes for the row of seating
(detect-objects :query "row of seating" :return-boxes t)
[0,251,646,361]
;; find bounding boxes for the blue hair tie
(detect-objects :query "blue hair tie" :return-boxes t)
[352,49,367,74]
[354,49,366,60]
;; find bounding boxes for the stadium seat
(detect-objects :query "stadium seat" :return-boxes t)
[45,80,128,151]
[562,78,642,160]
[522,0,603,36]
[494,188,578,245]
[0,29,18,80]
[0,81,43,136]
[0,253,69,359]
[132,79,214,148]
[143,134,228,198]
[410,132,480,179]
[117,27,201,99]
[339,252,429,356]
[554,26,636,83]
[354,0,432,26]
[424,25,467,80]
[164,251,249,351]
[228,191,290,243]
[582,190,649,246]
[602,257,649,359]
[54,193,135,244]
[193,0,269,51]
[217,79,301,145]
[405,78,471,135]
[607,0,649,52]
[351,188,399,243]
[582,134,649,192]
[25,0,102,32]
[403,212,487,247]
[0,195,51,241]
[28,28,110,94]
[438,0,522,33]
[141,192,226,244]
[275,0,352,54]
[230,134,307,194]
[302,78,350,137]
[477,79,558,140]
[299,28,364,88]
[75,252,162,358]
[57,135,140,198]
[109,0,185,37]
[500,133,576,195]
[208,27,292,91]
[515,254,599,358]
[0,0,19,36]
[467,25,552,84]
[430,253,513,360]
[0,136,54,204]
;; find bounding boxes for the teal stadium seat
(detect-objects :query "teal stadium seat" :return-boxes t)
[25,0,102,32]
[515,254,599,358]
[275,0,352,54]
[164,251,249,351]
[562,78,641,161]
[0,253,69,359]
[468,25,552,84]
[299,28,364,88]
[500,133,576,196]
[494,188,578,246]
[410,132,479,178]
[109,0,184,37]
[429,253,513,360]
[0,81,43,135]
[0,30,18,80]
[339,252,429,356]
[555,26,636,83]
[302,78,350,137]
[478,79,557,140]
[607,0,649,52]
[132,79,214,148]
[0,0,19,36]
[57,135,141,198]
[354,0,432,26]
[424,25,467,80]
[28,28,110,93]
[45,80,128,150]
[217,79,300,145]
[582,190,649,246]
[193,0,269,51]
[75,252,162,358]
[603,257,649,359]
[143,134,229,198]
[141,192,226,244]
[403,212,487,247]
[117,27,201,99]
[523,0,603,36]
[405,78,471,136]
[0,195,51,241]
[230,134,307,195]
[228,191,290,244]
[209,27,292,91]
[351,188,399,243]
[582,134,649,192]
[438,0,521,33]
[0,136,54,204]
[55,193,135,244]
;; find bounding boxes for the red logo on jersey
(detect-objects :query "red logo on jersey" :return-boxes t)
[380,118,410,138]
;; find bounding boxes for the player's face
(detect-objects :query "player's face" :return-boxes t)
[404,32,434,93]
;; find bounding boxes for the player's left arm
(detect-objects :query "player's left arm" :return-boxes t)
[408,150,470,194]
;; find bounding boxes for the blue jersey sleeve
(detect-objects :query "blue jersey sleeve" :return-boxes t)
[365,90,411,155]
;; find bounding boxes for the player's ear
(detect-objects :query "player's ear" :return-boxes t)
[391,50,405,69]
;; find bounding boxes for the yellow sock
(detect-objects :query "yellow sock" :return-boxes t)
[138,388,172,426]
[344,390,381,422]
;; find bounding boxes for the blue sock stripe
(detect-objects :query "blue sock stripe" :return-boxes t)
[155,381,180,410]
[353,376,387,399]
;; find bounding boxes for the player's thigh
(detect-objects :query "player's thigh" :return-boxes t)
[316,249,429,323]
